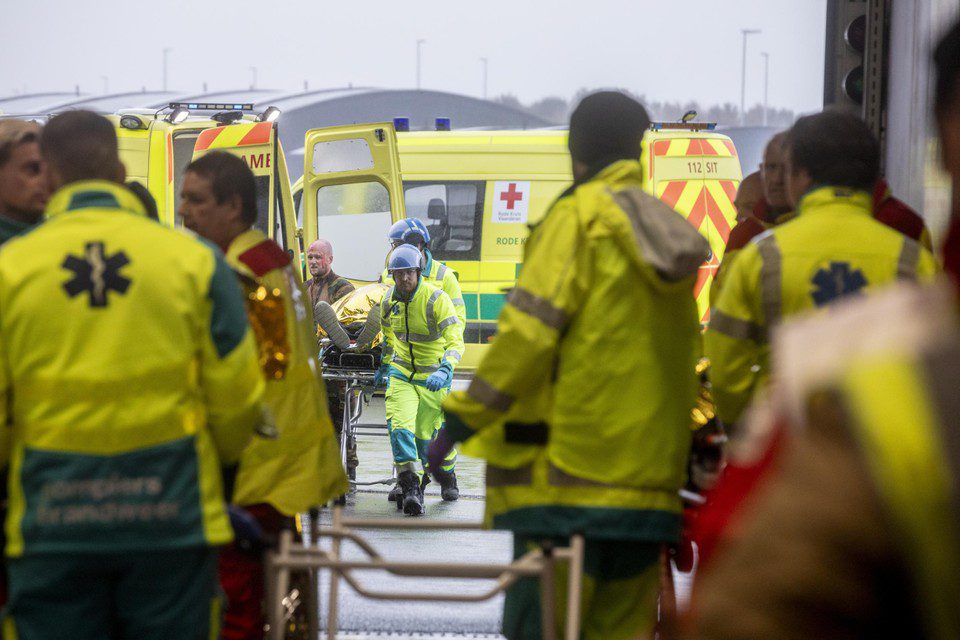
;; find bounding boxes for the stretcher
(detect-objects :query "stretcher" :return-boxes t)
[316,284,396,492]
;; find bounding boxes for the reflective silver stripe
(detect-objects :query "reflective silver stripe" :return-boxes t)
[436,264,448,280]
[508,287,567,330]
[486,464,534,487]
[897,239,921,281]
[756,233,783,326]
[437,316,459,332]
[425,288,442,338]
[451,297,465,307]
[443,349,462,362]
[547,464,609,488]
[710,310,767,343]
[381,288,395,321]
[398,331,434,343]
[467,376,514,412]
[392,357,441,374]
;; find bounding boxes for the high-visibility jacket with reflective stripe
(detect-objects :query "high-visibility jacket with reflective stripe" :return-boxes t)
[381,280,464,381]
[840,333,960,640]
[227,230,348,516]
[382,252,466,325]
[0,181,265,557]
[443,160,709,541]
[706,186,938,424]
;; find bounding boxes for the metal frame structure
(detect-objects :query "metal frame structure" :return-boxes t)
[266,506,586,640]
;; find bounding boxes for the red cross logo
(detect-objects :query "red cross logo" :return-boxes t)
[500,183,524,210]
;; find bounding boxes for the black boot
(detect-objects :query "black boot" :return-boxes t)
[437,470,459,502]
[388,483,401,503]
[398,470,424,516]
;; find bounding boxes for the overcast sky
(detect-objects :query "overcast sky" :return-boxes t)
[1,0,826,113]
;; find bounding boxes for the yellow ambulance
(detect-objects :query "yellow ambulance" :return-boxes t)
[296,121,743,369]
[108,102,301,267]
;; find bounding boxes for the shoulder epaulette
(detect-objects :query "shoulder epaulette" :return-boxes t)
[237,240,291,278]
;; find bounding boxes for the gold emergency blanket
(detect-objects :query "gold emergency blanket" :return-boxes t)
[319,282,390,348]
[239,274,290,380]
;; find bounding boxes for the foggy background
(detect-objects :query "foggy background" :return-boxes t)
[1,0,826,121]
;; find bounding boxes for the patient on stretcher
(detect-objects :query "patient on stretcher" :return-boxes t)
[315,283,389,360]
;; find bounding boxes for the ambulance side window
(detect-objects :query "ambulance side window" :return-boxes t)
[403,181,484,261]
[254,176,270,236]
[171,131,201,225]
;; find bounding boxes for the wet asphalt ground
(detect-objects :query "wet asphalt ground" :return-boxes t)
[302,396,694,639]
[311,396,512,639]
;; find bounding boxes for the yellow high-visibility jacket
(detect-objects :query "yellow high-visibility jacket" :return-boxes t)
[382,251,466,326]
[706,186,938,425]
[443,160,710,541]
[0,181,265,557]
[380,280,464,382]
[227,229,348,515]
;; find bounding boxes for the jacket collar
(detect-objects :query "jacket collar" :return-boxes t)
[554,159,643,206]
[45,180,147,220]
[225,228,267,266]
[796,185,872,218]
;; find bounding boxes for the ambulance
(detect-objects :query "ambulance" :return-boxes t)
[295,120,743,369]
[108,102,301,267]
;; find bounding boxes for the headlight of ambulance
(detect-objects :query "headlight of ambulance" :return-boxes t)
[257,106,281,123]
[166,107,190,124]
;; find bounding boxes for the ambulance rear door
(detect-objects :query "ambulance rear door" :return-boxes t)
[301,123,405,283]
[646,133,742,323]
[192,121,295,254]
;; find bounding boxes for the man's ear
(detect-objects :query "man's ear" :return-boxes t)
[114,160,126,184]
[42,160,62,194]
[228,193,245,222]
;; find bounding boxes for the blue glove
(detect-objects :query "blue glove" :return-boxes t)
[427,427,456,480]
[425,364,452,391]
[228,505,265,554]
[374,364,390,388]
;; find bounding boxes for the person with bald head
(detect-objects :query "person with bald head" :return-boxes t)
[733,171,762,223]
[305,238,354,311]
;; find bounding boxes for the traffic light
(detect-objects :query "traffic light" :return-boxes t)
[824,0,869,109]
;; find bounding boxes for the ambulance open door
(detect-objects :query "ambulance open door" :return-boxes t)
[301,123,406,283]
[191,121,300,270]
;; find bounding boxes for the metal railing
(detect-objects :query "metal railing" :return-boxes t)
[265,506,585,640]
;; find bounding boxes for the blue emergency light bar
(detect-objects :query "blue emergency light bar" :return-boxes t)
[168,102,255,111]
[393,117,410,132]
[651,122,717,131]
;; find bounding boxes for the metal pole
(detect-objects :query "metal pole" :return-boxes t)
[416,39,426,90]
[326,506,343,640]
[250,66,258,91]
[100,76,108,95]
[539,541,557,640]
[480,57,488,100]
[761,52,770,126]
[564,534,585,640]
[740,29,760,125]
[163,47,172,92]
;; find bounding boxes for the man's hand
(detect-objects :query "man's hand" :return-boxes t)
[425,364,452,392]
[427,428,456,481]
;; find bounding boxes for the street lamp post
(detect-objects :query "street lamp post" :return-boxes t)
[480,57,488,100]
[761,52,770,126]
[740,29,761,126]
[250,66,258,90]
[163,47,172,92]
[416,39,426,90]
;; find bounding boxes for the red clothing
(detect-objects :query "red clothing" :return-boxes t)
[873,180,932,249]
[219,504,288,640]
